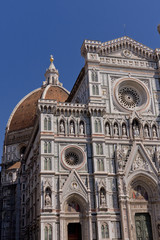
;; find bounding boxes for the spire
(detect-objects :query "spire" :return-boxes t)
[43,55,62,86]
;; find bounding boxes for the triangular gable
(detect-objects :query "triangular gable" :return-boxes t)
[125,142,158,179]
[81,36,160,61]
[62,169,88,200]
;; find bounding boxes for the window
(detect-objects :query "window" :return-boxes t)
[91,71,98,82]
[94,119,101,133]
[44,116,51,131]
[92,85,99,95]
[96,144,103,155]
[101,73,108,86]
[101,223,109,238]
[97,159,104,171]
[44,141,51,153]
[44,158,52,170]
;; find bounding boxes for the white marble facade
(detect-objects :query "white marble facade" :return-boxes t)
[2,37,160,240]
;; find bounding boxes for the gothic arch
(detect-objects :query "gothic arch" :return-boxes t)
[62,193,88,214]
[126,173,158,199]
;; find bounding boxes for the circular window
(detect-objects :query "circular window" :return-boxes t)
[65,152,79,166]
[118,87,140,109]
[114,78,150,112]
[61,146,85,170]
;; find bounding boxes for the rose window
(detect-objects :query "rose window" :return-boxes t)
[118,87,140,109]
[114,79,150,112]
[65,152,79,166]
[61,146,85,170]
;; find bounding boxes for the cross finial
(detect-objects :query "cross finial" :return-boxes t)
[50,55,54,63]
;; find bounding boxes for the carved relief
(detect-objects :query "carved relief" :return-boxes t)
[132,153,150,171]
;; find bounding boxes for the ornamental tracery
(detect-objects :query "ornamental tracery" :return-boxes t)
[113,78,150,113]
[61,145,85,170]
[118,87,140,109]
[65,152,79,166]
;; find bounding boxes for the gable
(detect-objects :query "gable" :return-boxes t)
[61,169,88,200]
[124,143,158,180]
[81,36,159,62]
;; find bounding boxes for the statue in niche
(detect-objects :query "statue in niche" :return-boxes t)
[45,193,51,206]
[105,123,110,136]
[70,122,74,134]
[60,121,65,133]
[144,126,149,138]
[100,191,106,206]
[122,124,127,136]
[153,126,157,137]
[114,124,119,136]
[133,123,139,137]
[79,122,84,134]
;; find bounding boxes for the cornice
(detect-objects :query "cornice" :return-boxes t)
[81,36,160,61]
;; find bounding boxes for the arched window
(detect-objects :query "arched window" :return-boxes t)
[101,223,109,239]
[101,223,109,238]
[44,158,52,170]
[100,144,103,155]
[96,144,99,155]
[44,118,48,130]
[44,158,48,170]
[91,71,95,81]
[92,85,96,95]
[97,159,100,171]
[96,144,103,155]
[44,225,52,240]
[44,116,51,131]
[48,117,51,130]
[96,85,99,95]
[48,225,52,240]
[100,159,104,171]
[48,142,51,153]
[95,119,101,133]
[44,141,51,153]
[97,159,104,171]
[44,142,48,153]
[45,226,48,240]
[91,71,98,82]
[95,120,98,132]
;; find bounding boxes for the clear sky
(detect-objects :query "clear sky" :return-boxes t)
[0,0,160,159]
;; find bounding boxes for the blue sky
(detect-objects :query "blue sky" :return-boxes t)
[0,0,160,159]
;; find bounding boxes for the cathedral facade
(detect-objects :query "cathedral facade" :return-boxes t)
[1,36,160,240]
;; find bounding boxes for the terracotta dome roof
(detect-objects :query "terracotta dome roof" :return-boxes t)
[8,85,69,133]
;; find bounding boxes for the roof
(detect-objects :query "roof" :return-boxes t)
[7,161,21,170]
[8,85,69,133]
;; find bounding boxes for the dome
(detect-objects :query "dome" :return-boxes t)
[7,85,69,133]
